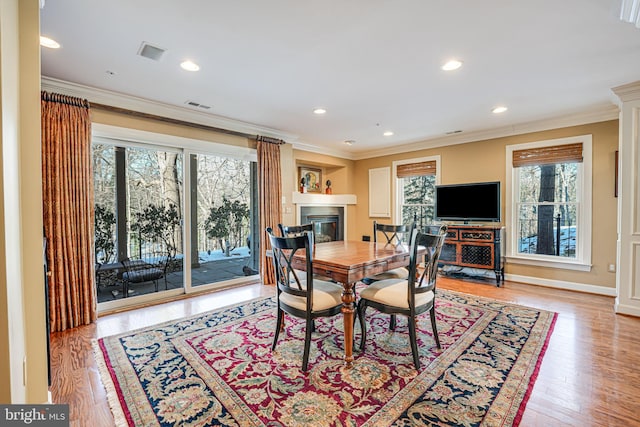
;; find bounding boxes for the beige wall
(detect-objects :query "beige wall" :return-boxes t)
[289,149,357,234]
[0,0,48,403]
[353,120,619,290]
[91,109,254,150]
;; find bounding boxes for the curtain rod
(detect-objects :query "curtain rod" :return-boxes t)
[91,102,258,140]
[41,91,90,109]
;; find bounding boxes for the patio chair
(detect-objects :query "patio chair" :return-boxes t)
[121,255,167,297]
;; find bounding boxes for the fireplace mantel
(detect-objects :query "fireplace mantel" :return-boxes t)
[291,192,357,205]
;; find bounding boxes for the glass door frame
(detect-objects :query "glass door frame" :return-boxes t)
[94,124,258,313]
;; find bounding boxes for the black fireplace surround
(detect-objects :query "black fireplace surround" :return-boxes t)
[299,205,345,242]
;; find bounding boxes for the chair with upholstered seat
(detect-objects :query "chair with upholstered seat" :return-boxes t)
[267,227,343,371]
[361,221,414,285]
[357,226,447,369]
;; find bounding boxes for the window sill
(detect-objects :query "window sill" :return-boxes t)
[506,255,592,272]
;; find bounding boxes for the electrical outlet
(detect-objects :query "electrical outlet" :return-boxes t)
[608,263,616,273]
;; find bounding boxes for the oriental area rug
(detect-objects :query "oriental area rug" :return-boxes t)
[94,290,556,426]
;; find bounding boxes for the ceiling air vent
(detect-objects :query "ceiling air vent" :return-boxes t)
[137,42,166,61]
[185,100,211,110]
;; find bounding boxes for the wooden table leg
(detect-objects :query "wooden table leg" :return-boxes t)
[341,281,356,368]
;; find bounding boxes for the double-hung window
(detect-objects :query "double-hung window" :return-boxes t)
[394,156,440,227]
[506,135,592,271]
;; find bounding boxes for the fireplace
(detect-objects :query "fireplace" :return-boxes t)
[299,205,345,242]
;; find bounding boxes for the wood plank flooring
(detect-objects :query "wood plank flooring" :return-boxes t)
[49,278,640,427]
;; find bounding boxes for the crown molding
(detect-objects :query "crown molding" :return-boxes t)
[41,76,357,159]
[353,103,620,160]
[41,76,299,142]
[612,80,640,103]
[288,141,356,160]
[42,77,620,162]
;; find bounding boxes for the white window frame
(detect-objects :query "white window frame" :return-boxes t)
[392,155,441,224]
[505,135,592,271]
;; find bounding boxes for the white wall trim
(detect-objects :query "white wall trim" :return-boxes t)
[614,302,640,317]
[42,77,620,163]
[41,76,297,141]
[355,104,618,160]
[505,273,617,296]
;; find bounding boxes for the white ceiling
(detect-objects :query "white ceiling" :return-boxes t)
[39,0,640,159]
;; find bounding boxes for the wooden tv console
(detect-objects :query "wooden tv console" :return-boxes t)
[439,225,505,286]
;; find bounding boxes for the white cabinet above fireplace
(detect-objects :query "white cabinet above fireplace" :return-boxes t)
[291,192,357,205]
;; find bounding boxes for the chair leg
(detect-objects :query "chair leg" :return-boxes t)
[302,317,314,372]
[430,307,441,349]
[357,300,367,351]
[272,309,283,351]
[389,314,397,331]
[408,316,421,370]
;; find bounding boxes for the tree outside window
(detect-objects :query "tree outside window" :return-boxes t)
[509,138,589,265]
[401,174,436,227]
[516,163,578,257]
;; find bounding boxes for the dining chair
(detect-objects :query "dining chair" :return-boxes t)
[278,223,313,237]
[267,227,343,371]
[278,223,334,282]
[361,221,414,285]
[357,226,448,369]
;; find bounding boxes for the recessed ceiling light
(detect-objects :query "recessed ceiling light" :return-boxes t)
[313,108,327,115]
[180,60,200,71]
[441,59,462,71]
[344,140,355,145]
[383,131,394,136]
[40,36,60,49]
[492,106,508,114]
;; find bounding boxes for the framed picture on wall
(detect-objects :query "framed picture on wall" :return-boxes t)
[299,167,322,193]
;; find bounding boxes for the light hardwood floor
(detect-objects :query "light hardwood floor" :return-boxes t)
[49,278,640,427]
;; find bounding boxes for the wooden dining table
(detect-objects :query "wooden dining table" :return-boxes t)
[290,240,421,368]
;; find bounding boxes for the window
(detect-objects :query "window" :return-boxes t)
[506,136,592,271]
[393,156,440,227]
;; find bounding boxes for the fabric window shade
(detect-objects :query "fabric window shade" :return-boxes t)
[396,161,437,178]
[512,143,583,168]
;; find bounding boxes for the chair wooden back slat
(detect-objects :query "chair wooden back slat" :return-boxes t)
[267,227,314,306]
[373,221,412,247]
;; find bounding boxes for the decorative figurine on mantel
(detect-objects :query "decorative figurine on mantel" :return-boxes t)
[300,177,306,193]
[325,179,332,194]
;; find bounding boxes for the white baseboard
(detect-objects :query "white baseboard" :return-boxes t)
[614,300,640,316]
[505,273,617,296]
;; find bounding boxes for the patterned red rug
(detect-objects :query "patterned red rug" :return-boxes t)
[95,289,556,426]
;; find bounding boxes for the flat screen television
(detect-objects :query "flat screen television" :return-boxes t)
[435,181,501,223]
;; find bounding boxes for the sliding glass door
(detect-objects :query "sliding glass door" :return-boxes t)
[189,153,259,287]
[93,137,259,308]
[93,142,184,302]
